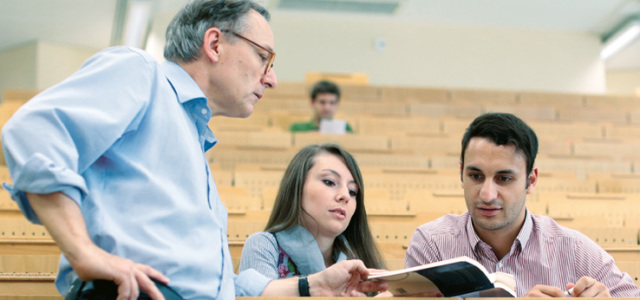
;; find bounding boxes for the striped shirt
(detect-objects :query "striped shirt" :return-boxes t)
[405,210,640,297]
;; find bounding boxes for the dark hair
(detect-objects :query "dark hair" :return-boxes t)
[164,0,270,62]
[461,113,538,176]
[265,144,384,269]
[310,80,341,102]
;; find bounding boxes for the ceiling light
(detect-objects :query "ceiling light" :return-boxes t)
[277,0,401,15]
[601,19,640,61]
[123,1,152,48]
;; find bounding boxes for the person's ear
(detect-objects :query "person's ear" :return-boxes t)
[525,167,538,194]
[202,27,223,63]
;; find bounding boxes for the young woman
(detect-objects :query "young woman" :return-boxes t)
[238,144,384,279]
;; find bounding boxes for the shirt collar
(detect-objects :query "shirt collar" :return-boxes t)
[161,60,206,104]
[466,209,533,252]
[515,209,533,249]
[465,211,483,250]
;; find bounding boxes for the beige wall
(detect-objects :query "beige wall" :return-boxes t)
[35,41,97,90]
[0,41,97,101]
[268,14,605,94]
[0,42,38,99]
[606,69,640,96]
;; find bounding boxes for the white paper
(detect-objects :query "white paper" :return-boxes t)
[319,119,347,135]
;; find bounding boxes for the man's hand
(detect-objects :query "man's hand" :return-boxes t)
[524,284,566,297]
[26,192,169,300]
[307,260,388,296]
[71,244,169,300]
[524,277,611,298]
[566,276,611,297]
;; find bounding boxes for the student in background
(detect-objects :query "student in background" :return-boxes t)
[239,144,384,279]
[405,112,640,297]
[290,80,354,133]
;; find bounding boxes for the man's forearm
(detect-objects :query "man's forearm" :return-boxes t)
[26,192,96,266]
[26,191,170,298]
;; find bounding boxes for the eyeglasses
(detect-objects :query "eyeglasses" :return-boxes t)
[223,30,276,75]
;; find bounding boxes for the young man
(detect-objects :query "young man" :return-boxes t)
[290,80,354,133]
[405,112,640,297]
[1,1,384,299]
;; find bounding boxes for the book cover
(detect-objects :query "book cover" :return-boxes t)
[368,256,516,297]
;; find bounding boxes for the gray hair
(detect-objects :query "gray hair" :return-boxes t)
[164,0,270,62]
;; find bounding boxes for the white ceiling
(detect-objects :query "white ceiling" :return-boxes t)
[2,0,640,70]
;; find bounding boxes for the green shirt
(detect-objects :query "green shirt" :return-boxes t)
[289,119,354,133]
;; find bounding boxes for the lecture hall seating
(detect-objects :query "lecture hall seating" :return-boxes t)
[4,84,640,296]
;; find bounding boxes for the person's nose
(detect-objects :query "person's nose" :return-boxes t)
[336,185,351,204]
[322,103,335,112]
[479,180,497,203]
[262,68,277,88]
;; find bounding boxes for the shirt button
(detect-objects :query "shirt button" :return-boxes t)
[201,108,207,115]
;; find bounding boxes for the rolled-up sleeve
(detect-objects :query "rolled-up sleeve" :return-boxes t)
[1,154,85,224]
[1,47,152,223]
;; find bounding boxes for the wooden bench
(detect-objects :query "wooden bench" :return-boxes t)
[0,272,59,296]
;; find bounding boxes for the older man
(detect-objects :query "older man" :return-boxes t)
[2,1,384,299]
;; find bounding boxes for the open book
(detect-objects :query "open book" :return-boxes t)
[368,256,516,297]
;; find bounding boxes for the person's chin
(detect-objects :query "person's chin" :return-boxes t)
[326,225,347,237]
[472,210,494,222]
[236,107,254,118]
[473,216,505,231]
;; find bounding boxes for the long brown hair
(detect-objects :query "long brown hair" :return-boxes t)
[264,144,384,269]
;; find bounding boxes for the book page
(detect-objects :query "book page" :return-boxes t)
[492,272,516,292]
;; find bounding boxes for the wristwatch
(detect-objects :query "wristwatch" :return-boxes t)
[298,275,310,297]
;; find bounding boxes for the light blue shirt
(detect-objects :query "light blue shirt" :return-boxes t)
[1,46,270,299]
